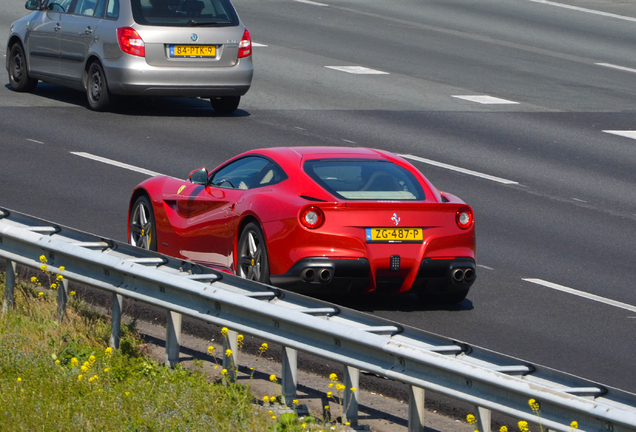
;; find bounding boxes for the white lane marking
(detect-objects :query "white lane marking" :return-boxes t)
[295,127,306,131]
[71,152,165,177]
[325,66,389,75]
[26,139,44,144]
[399,154,519,185]
[294,0,328,6]
[525,0,636,23]
[477,264,495,270]
[342,139,356,144]
[252,42,268,47]
[523,278,636,313]
[572,198,587,203]
[596,63,636,74]
[452,95,519,105]
[603,130,636,140]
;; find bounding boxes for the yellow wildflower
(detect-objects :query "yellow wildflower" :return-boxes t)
[30,277,38,283]
[569,421,578,431]
[81,365,89,374]
[263,396,270,403]
[89,375,98,383]
[270,396,276,403]
[50,284,57,290]
[59,266,65,271]
[105,347,113,357]
[302,424,306,429]
[17,378,22,382]
[221,327,229,336]
[500,427,508,432]
[225,348,233,357]
[78,375,84,381]
[125,391,130,396]
[293,399,299,405]
[336,384,345,391]
[37,292,44,297]
[40,264,47,272]
[55,360,60,365]
[271,416,276,420]
[104,368,110,372]
[329,373,338,381]
[259,343,268,353]
[39,255,47,263]
[518,421,530,432]
[207,346,215,354]
[328,383,333,388]
[56,275,63,281]
[237,334,244,348]
[214,365,218,369]
[327,391,333,398]
[221,369,228,375]
[69,291,76,296]
[71,358,79,367]
[324,405,330,410]
[467,414,476,424]
[528,398,540,412]
[89,355,96,364]
[268,410,273,415]
[269,374,277,383]
[350,387,357,392]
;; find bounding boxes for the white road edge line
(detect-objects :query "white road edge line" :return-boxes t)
[399,154,519,185]
[603,130,636,140]
[294,0,328,6]
[26,139,44,144]
[596,63,636,74]
[525,0,636,23]
[252,42,268,47]
[523,278,636,313]
[452,95,519,105]
[71,152,165,177]
[325,66,389,75]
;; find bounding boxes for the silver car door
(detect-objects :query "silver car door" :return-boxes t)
[27,9,64,76]
[59,0,104,81]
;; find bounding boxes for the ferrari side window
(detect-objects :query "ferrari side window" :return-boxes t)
[210,157,270,190]
[255,163,287,187]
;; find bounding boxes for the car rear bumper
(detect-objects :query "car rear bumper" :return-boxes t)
[270,256,476,296]
[103,56,253,97]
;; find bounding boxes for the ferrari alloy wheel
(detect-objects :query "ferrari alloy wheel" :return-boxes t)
[129,196,157,251]
[237,222,270,284]
[8,44,38,92]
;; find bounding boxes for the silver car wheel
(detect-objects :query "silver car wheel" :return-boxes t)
[237,223,269,283]
[130,200,152,249]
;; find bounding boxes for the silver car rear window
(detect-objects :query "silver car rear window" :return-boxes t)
[131,0,239,26]
[304,159,426,201]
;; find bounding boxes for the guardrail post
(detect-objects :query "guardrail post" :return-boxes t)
[475,405,491,432]
[282,346,298,406]
[2,259,16,314]
[110,293,123,349]
[343,365,359,426]
[165,311,182,368]
[223,329,239,382]
[56,277,68,322]
[408,385,425,432]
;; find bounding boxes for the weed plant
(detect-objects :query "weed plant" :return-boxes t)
[0,272,270,431]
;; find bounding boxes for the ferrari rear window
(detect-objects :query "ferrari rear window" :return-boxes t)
[303,159,425,201]
[131,0,239,27]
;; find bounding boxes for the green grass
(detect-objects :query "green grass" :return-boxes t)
[0,272,271,431]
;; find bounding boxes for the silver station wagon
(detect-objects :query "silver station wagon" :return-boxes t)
[6,0,253,113]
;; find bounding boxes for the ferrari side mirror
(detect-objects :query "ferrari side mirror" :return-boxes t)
[25,0,40,10]
[189,168,208,185]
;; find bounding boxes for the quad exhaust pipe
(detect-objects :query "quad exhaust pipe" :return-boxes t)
[451,267,476,283]
[301,267,333,283]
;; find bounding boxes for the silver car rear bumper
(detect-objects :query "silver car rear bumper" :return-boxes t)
[104,56,253,97]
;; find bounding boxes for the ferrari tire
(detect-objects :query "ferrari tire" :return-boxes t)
[8,44,38,92]
[86,61,113,111]
[210,96,240,115]
[237,222,270,284]
[129,195,157,252]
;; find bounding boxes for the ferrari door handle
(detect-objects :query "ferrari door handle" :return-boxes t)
[228,203,236,211]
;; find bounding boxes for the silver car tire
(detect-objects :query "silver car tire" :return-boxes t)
[129,196,157,251]
[8,44,38,92]
[237,222,270,283]
[86,62,113,111]
[210,96,240,115]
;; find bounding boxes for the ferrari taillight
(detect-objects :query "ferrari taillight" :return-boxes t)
[238,29,251,58]
[117,27,145,57]
[300,206,325,229]
[456,206,474,230]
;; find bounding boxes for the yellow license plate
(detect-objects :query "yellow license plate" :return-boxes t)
[366,228,423,242]
[170,45,216,57]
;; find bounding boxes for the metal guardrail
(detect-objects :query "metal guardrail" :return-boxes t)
[1,206,635,432]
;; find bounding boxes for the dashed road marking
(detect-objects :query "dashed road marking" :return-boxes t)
[523,278,636,313]
[325,66,389,75]
[603,130,636,140]
[399,154,519,185]
[294,0,328,6]
[342,139,356,144]
[572,198,587,203]
[596,63,636,74]
[70,152,165,177]
[452,95,519,105]
[252,42,268,47]
[26,139,44,144]
[477,264,495,270]
[525,0,636,23]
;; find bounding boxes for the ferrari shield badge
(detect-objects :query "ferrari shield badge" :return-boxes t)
[177,185,186,195]
[391,213,400,226]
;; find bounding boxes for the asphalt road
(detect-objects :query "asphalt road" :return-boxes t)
[2,0,636,397]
